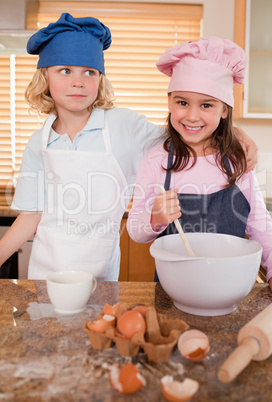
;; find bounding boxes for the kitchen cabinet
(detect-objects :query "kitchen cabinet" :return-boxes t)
[234,0,272,118]
[119,219,155,282]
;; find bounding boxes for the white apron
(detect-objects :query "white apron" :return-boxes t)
[28,113,128,280]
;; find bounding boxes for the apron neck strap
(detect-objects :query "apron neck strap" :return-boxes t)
[164,141,175,190]
[41,114,58,150]
[102,119,112,153]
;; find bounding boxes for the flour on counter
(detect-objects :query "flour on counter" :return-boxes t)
[26,302,103,328]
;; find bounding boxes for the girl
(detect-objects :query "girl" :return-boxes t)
[0,16,256,281]
[127,37,272,289]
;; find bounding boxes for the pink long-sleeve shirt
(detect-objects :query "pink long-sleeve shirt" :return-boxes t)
[127,143,272,281]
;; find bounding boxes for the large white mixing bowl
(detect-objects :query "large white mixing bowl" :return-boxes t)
[150,233,262,316]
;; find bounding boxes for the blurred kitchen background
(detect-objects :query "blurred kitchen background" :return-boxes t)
[0,0,271,280]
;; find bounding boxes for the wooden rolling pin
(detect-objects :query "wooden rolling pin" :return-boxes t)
[218,303,272,383]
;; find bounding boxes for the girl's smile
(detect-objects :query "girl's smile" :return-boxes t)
[181,124,205,134]
[168,91,228,156]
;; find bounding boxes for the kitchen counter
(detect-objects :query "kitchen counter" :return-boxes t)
[0,206,18,218]
[1,280,272,401]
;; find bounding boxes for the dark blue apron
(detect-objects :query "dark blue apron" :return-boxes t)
[154,142,251,282]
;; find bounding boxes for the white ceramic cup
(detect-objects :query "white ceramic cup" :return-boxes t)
[46,270,97,314]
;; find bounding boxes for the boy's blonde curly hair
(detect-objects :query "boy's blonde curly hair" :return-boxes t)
[25,68,114,115]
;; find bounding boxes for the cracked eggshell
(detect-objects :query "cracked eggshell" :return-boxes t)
[161,376,199,402]
[86,314,115,333]
[109,362,146,394]
[178,329,210,362]
[84,302,189,362]
[103,302,121,316]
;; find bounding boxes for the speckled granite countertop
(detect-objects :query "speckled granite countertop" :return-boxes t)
[0,280,272,401]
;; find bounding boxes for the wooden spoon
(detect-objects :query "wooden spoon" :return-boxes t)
[159,185,195,257]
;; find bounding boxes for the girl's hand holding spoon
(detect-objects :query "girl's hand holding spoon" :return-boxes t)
[152,185,195,257]
[150,188,181,231]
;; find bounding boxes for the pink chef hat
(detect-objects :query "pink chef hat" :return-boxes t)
[156,37,248,107]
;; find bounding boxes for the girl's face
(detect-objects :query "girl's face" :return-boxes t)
[47,65,100,115]
[168,91,228,156]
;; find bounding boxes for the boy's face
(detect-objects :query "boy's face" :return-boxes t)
[47,65,100,115]
[168,91,228,156]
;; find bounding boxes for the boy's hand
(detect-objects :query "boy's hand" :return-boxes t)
[234,126,258,171]
[151,189,181,231]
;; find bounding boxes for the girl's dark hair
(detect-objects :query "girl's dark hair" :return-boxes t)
[163,106,247,187]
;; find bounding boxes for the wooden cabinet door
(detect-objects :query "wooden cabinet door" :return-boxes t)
[233,0,246,119]
[119,218,155,282]
[234,0,272,118]
[128,238,155,282]
[119,219,129,281]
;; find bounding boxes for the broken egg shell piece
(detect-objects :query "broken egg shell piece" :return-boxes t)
[161,376,199,402]
[178,329,210,362]
[103,302,121,317]
[86,314,115,334]
[109,362,146,394]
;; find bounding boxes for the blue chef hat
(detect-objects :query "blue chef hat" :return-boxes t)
[27,13,111,75]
